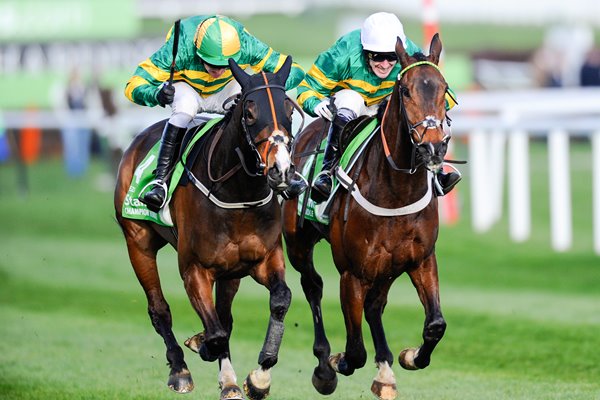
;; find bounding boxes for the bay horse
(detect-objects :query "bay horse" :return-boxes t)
[114,57,297,400]
[282,35,451,400]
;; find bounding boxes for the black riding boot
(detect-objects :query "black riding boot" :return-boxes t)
[311,108,357,203]
[139,122,185,212]
[436,170,461,195]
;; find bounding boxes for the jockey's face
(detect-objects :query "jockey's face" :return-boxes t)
[368,58,397,79]
[203,62,228,79]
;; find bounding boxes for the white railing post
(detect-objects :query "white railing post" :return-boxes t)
[489,130,507,225]
[508,130,531,242]
[593,131,600,255]
[469,129,494,232]
[548,129,572,251]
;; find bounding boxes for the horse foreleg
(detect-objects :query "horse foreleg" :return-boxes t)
[400,254,446,370]
[244,273,291,400]
[182,266,229,362]
[331,272,367,376]
[184,279,241,355]
[124,230,193,393]
[365,283,397,400]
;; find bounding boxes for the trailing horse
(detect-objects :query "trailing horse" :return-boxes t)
[114,56,298,400]
[282,35,453,400]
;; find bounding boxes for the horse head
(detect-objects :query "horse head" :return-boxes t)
[394,34,451,173]
[228,56,296,192]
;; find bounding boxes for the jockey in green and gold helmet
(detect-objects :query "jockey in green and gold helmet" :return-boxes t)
[124,15,306,212]
[193,15,242,66]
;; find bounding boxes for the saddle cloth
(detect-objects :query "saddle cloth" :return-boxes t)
[298,118,378,224]
[122,116,222,226]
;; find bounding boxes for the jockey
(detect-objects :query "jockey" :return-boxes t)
[296,12,461,203]
[125,15,307,212]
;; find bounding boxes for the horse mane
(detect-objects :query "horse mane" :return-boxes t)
[411,52,427,62]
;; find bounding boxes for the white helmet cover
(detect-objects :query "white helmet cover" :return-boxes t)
[361,12,406,53]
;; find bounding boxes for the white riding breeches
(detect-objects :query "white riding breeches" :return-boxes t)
[168,81,241,128]
[331,89,381,117]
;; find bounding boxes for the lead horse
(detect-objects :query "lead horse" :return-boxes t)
[114,57,297,400]
[282,35,451,400]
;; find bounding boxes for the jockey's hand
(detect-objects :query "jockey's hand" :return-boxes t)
[156,84,175,107]
[314,98,334,121]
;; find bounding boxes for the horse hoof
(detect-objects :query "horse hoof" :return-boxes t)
[243,377,270,400]
[398,348,420,370]
[328,352,344,373]
[311,367,338,395]
[221,385,244,400]
[371,380,398,400]
[167,368,194,393]
[184,332,205,353]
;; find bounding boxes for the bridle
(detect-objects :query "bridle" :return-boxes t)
[236,71,305,177]
[380,60,453,174]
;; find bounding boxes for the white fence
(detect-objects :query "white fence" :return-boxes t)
[449,87,600,254]
[3,87,600,254]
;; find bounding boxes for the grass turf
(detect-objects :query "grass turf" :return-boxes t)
[0,142,598,399]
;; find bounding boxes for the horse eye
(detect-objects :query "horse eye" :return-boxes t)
[244,101,257,126]
[401,86,411,98]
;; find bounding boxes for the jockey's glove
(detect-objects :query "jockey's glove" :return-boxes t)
[156,84,175,107]
[314,98,334,121]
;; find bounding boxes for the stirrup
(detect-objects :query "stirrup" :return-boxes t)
[311,170,333,203]
[139,179,169,209]
[281,171,309,201]
[434,164,462,196]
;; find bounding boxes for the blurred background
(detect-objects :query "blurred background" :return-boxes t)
[1,1,599,399]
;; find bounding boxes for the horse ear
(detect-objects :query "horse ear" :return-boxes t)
[229,58,250,89]
[395,36,410,67]
[275,56,293,86]
[429,33,442,65]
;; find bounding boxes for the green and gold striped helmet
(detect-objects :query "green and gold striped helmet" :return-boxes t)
[194,16,241,66]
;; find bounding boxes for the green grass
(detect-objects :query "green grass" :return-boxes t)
[0,143,599,399]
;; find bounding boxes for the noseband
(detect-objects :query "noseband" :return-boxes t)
[380,60,452,174]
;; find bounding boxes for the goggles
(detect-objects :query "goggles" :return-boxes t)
[366,51,397,63]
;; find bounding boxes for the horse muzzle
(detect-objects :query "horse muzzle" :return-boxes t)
[416,141,447,173]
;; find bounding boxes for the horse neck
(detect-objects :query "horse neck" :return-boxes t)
[366,88,429,195]
[198,105,269,196]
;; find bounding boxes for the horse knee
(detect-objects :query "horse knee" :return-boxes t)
[270,282,291,321]
[424,317,446,343]
[199,330,228,362]
[147,303,172,333]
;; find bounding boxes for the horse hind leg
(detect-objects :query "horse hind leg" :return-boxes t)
[399,255,446,371]
[121,221,193,393]
[284,226,337,395]
[219,357,244,400]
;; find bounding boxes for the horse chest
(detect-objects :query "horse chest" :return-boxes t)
[341,227,434,278]
[202,234,272,268]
